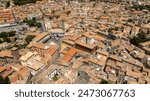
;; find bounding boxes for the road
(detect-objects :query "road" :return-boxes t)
[0,23,29,33]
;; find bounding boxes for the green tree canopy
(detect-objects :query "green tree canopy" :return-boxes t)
[13,0,37,5]
[26,19,36,27]
[25,18,42,28]
[0,31,16,38]
[36,22,42,28]
[6,1,10,8]
[100,79,109,84]
[0,76,10,84]
[25,35,36,43]
[130,32,150,46]
[129,5,150,11]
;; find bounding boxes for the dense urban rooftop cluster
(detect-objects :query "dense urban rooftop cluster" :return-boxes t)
[0,0,150,84]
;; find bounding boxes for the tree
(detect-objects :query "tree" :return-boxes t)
[4,37,11,43]
[67,0,71,4]
[0,31,15,38]
[51,10,55,14]
[66,11,71,15]
[0,76,10,84]
[25,35,35,43]
[25,18,42,28]
[100,79,109,84]
[26,19,36,27]
[13,0,37,5]
[137,32,149,42]
[4,77,10,84]
[0,31,16,43]
[130,36,141,46]
[128,19,132,22]
[0,32,7,38]
[6,1,10,8]
[52,74,58,81]
[7,31,16,37]
[129,32,150,46]
[62,6,65,10]
[0,76,3,83]
[36,22,42,28]
[0,40,2,44]
[129,5,150,11]
[93,2,96,7]
[14,43,28,49]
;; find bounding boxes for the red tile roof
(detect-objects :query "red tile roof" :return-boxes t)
[60,48,77,63]
[27,42,47,49]
[0,50,13,57]
[2,68,15,78]
[0,67,6,73]
[61,55,72,63]
[67,48,77,56]
[47,45,58,56]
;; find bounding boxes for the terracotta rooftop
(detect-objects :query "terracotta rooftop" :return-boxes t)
[67,48,77,56]
[96,49,109,56]
[60,48,77,63]
[116,61,125,68]
[47,45,58,56]
[65,35,80,41]
[71,60,83,69]
[108,74,117,83]
[82,32,95,39]
[9,67,31,83]
[55,77,70,84]
[28,42,50,49]
[109,54,122,62]
[0,50,13,58]
[127,79,139,84]
[2,68,15,78]
[125,45,134,52]
[94,35,107,42]
[33,32,49,42]
[0,67,6,73]
[105,66,111,72]
[17,67,30,77]
[75,40,96,49]
[60,49,68,55]
[123,58,143,68]
[61,55,72,63]
[50,29,64,33]
[0,9,15,23]
[62,40,75,45]
[126,69,142,79]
